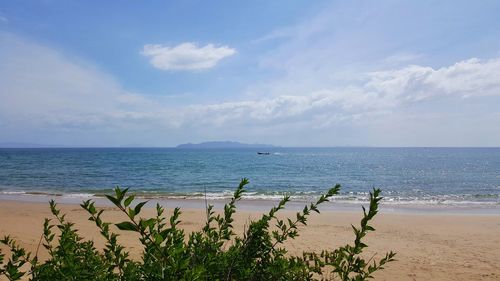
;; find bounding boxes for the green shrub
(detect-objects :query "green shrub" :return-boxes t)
[0,179,395,280]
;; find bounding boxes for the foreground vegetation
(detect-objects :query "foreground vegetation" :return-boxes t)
[0,179,395,280]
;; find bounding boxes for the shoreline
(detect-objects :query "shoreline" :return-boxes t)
[0,199,499,280]
[1,193,500,215]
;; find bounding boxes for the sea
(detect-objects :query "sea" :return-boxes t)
[0,147,499,207]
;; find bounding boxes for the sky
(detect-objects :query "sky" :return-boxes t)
[1,0,500,147]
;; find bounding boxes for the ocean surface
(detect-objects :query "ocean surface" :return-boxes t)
[0,147,499,206]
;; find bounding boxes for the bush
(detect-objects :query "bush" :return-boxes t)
[0,179,395,280]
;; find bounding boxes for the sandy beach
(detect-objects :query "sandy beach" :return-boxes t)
[0,198,499,281]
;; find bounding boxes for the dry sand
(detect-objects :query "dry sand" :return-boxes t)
[0,199,499,281]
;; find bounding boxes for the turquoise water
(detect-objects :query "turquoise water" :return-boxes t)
[0,147,499,205]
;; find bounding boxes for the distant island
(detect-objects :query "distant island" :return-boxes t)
[176,141,276,149]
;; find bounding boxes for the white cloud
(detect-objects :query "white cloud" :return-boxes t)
[179,57,500,128]
[141,42,236,71]
[367,58,500,103]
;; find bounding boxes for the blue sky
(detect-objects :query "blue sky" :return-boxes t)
[1,0,500,146]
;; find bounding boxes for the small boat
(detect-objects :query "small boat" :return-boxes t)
[257,152,271,155]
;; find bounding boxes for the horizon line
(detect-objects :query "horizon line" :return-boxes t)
[1,145,500,149]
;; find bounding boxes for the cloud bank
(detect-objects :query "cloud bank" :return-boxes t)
[1,32,499,146]
[142,43,236,71]
[183,57,500,127]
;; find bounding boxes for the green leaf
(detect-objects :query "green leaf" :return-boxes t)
[134,201,147,215]
[365,225,375,231]
[114,187,129,202]
[105,195,121,208]
[115,221,138,231]
[124,195,135,208]
[154,233,164,244]
[160,229,171,240]
[140,218,155,229]
[88,203,96,215]
[128,208,136,219]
